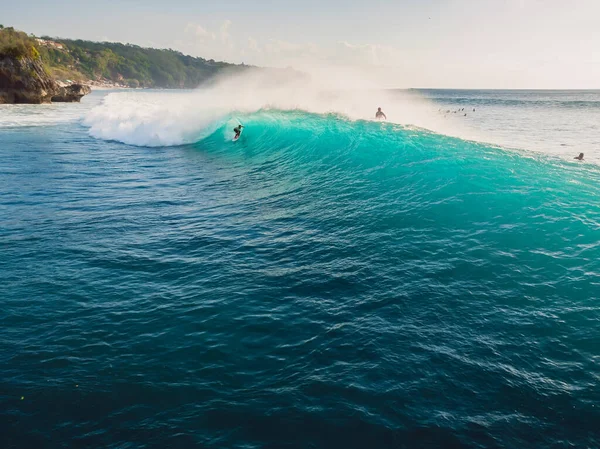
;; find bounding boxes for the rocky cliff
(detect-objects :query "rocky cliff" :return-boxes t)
[52,83,91,102]
[0,55,90,104]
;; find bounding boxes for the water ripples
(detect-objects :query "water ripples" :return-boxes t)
[2,108,600,448]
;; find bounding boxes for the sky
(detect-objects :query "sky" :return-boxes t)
[2,0,600,88]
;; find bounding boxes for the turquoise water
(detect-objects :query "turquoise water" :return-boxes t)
[2,90,600,448]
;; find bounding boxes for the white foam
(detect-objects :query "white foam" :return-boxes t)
[0,90,113,131]
[0,103,84,128]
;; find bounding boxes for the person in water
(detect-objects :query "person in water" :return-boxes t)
[234,124,244,139]
[375,107,387,120]
[574,153,584,160]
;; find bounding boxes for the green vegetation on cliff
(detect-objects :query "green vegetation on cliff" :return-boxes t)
[0,26,40,60]
[39,39,250,88]
[1,25,253,88]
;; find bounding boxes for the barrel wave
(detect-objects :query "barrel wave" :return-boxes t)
[2,89,600,449]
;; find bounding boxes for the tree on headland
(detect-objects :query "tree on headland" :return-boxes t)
[43,38,256,88]
[0,27,40,59]
[2,25,305,88]
[1,25,250,86]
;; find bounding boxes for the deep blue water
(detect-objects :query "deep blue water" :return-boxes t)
[1,90,600,448]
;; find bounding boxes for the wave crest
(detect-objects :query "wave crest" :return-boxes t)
[83,70,471,147]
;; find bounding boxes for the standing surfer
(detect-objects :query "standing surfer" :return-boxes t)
[375,107,387,120]
[234,124,244,140]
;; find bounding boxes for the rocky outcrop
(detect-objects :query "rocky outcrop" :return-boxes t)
[0,55,90,104]
[0,56,57,104]
[52,83,91,102]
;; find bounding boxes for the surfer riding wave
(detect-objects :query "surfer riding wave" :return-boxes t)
[234,124,244,140]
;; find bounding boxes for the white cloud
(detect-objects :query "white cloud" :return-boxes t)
[176,21,410,86]
[333,42,407,68]
[181,20,236,60]
[178,18,410,72]
[335,42,379,65]
[220,20,232,44]
[184,23,216,42]
[247,37,260,53]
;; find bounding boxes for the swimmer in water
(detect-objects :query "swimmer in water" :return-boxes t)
[574,153,584,160]
[375,107,387,120]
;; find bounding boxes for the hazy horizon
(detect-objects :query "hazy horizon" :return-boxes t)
[3,0,600,89]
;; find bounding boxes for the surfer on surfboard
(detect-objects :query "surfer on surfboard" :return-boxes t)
[233,124,244,140]
[375,107,387,120]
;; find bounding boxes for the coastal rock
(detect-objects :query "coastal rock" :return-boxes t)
[0,56,58,104]
[0,56,91,104]
[52,84,91,102]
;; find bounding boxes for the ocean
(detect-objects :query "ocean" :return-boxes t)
[1,86,599,448]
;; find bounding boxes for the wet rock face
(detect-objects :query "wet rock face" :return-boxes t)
[0,56,90,104]
[52,83,92,102]
[0,56,58,104]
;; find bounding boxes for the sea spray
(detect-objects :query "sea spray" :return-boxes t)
[83,69,478,147]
